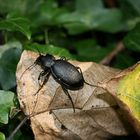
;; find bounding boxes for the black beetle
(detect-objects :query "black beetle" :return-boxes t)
[35,53,98,112]
[21,52,97,112]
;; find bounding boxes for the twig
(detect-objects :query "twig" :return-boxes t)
[100,41,125,65]
[6,117,28,140]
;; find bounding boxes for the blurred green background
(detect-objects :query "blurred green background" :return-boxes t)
[0,0,140,139]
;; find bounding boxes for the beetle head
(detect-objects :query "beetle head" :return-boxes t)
[35,54,55,69]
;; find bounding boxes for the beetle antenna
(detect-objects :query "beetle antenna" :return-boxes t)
[20,47,42,79]
[20,63,36,79]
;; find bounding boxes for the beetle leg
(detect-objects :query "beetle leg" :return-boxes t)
[38,71,46,81]
[60,56,69,61]
[38,70,49,86]
[76,67,98,87]
[76,66,84,80]
[34,70,51,96]
[60,56,66,60]
[31,70,51,116]
[61,86,75,113]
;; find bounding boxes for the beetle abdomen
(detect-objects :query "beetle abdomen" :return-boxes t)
[51,60,84,90]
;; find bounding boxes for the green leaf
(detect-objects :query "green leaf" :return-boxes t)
[0,90,15,124]
[127,0,140,15]
[113,53,135,69]
[28,0,68,28]
[55,0,125,34]
[74,39,113,62]
[117,64,140,121]
[119,0,140,17]
[119,0,140,29]
[24,43,75,59]
[124,22,140,52]
[0,0,26,15]
[76,0,103,12]
[0,132,5,140]
[0,17,31,40]
[0,41,22,90]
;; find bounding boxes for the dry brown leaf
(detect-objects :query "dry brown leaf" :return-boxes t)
[16,50,133,140]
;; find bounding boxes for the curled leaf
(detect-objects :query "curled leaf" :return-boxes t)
[101,62,140,135]
[117,63,140,121]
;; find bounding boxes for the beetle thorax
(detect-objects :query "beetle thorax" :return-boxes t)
[35,54,55,69]
[41,54,55,68]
